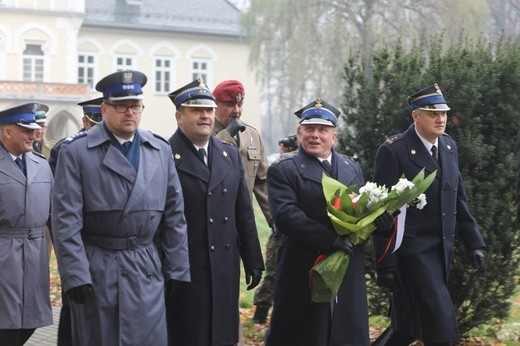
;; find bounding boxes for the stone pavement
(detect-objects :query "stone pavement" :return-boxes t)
[25,307,60,345]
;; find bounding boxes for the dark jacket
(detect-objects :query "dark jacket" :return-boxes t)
[167,130,264,346]
[266,148,369,346]
[372,124,485,342]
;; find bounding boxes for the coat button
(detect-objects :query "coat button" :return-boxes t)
[224,217,229,222]
[222,188,228,193]
[209,218,214,224]
[122,270,128,276]
[208,192,212,197]
[210,245,215,251]
[225,244,230,249]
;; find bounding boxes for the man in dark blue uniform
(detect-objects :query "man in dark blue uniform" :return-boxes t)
[166,79,264,346]
[372,84,486,346]
[266,98,391,346]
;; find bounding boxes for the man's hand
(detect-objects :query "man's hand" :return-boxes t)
[470,248,485,271]
[246,269,263,290]
[374,210,399,237]
[330,235,354,256]
[66,284,93,304]
[165,279,182,298]
[376,271,395,291]
[226,118,246,137]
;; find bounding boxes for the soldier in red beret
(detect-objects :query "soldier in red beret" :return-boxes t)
[212,80,275,327]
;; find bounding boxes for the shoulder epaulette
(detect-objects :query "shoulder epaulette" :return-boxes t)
[273,153,295,165]
[62,131,87,144]
[151,132,169,145]
[32,151,46,159]
[385,133,403,145]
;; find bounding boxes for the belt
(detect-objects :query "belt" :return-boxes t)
[82,234,154,250]
[0,227,45,239]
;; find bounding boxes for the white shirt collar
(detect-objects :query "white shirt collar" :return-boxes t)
[114,134,135,145]
[414,127,438,153]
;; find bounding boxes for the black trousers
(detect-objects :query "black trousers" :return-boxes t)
[57,288,73,346]
[0,328,35,346]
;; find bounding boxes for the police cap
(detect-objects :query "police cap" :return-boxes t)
[294,98,340,127]
[168,78,217,108]
[95,70,147,101]
[77,97,103,124]
[0,103,42,130]
[408,83,450,111]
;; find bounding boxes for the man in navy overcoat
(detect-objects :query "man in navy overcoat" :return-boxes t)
[372,84,486,345]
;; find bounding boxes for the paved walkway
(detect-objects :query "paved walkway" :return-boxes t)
[25,307,60,345]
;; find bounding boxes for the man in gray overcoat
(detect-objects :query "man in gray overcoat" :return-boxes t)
[0,102,53,345]
[52,70,190,345]
[166,78,264,346]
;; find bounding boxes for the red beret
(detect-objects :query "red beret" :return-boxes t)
[212,80,245,102]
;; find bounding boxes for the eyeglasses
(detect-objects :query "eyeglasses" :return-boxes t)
[106,102,145,114]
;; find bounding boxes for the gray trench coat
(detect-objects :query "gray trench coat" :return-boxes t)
[52,124,190,345]
[0,146,53,329]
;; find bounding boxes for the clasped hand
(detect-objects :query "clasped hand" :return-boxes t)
[331,235,354,256]
[374,210,400,237]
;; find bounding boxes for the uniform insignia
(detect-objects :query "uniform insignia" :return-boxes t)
[223,151,228,157]
[32,151,46,159]
[122,71,134,84]
[175,153,181,160]
[411,149,416,155]
[63,131,87,144]
[447,144,451,150]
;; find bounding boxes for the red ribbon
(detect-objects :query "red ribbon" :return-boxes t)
[376,218,398,263]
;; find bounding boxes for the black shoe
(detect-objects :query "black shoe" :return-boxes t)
[252,305,270,324]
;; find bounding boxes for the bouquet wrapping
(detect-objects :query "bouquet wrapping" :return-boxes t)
[309,168,436,303]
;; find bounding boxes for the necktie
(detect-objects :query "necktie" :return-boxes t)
[122,141,131,152]
[322,160,332,175]
[198,148,207,165]
[15,157,25,176]
[431,145,438,162]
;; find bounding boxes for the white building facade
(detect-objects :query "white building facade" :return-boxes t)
[0,0,260,139]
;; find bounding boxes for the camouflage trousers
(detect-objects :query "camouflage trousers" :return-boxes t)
[253,231,279,307]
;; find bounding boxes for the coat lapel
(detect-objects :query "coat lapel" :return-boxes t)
[124,131,160,213]
[25,152,42,185]
[404,125,440,180]
[208,137,233,192]
[170,131,211,184]
[335,152,360,188]
[0,148,26,184]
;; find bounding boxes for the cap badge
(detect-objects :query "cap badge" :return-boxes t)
[235,94,243,103]
[434,83,442,94]
[315,98,323,108]
[197,78,206,88]
[123,71,134,84]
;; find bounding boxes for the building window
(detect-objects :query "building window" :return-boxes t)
[78,54,95,89]
[191,59,209,82]
[23,44,44,82]
[115,56,134,71]
[154,58,174,93]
